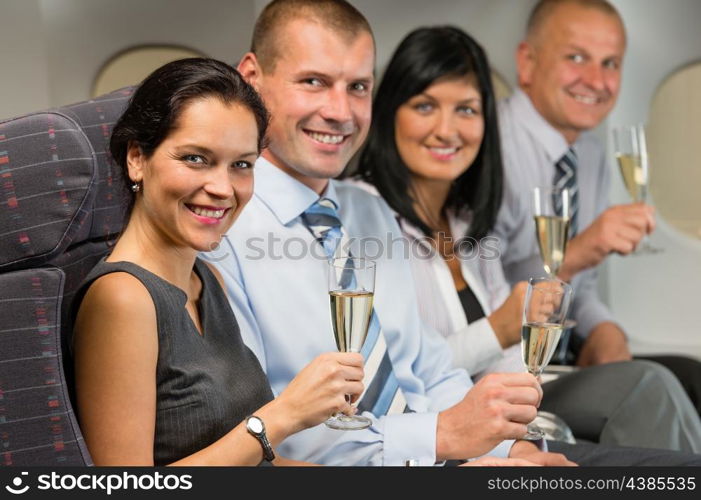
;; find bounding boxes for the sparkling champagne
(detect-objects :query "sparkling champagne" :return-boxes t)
[521,322,563,375]
[329,291,374,353]
[533,215,570,276]
[616,153,646,202]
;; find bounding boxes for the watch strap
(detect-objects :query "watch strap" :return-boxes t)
[246,416,275,462]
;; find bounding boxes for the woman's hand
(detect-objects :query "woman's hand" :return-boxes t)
[273,352,365,435]
[488,281,528,348]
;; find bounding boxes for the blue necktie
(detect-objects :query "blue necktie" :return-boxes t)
[301,198,409,416]
[553,147,579,237]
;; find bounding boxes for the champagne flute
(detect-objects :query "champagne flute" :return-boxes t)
[532,186,572,278]
[325,257,374,430]
[521,276,573,440]
[612,124,661,254]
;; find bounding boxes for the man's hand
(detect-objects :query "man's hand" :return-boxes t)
[576,322,632,367]
[558,203,655,282]
[509,440,577,466]
[436,373,542,460]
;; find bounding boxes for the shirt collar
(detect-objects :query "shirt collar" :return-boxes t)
[510,88,571,163]
[253,157,340,226]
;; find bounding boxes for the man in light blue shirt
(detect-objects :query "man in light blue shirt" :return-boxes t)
[217,157,527,464]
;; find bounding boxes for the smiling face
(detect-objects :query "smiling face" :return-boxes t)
[127,97,259,253]
[518,2,626,143]
[395,75,485,188]
[244,18,374,193]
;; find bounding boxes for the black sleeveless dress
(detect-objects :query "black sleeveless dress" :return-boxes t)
[76,257,274,465]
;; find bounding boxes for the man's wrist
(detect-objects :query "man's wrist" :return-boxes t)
[435,410,457,460]
[558,245,581,282]
[509,439,542,457]
[556,266,574,283]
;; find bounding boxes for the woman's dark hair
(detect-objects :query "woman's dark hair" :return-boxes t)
[356,26,503,240]
[110,57,269,214]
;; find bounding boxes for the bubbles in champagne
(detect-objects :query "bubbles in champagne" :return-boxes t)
[329,291,374,353]
[533,215,570,276]
[616,153,646,202]
[521,322,563,375]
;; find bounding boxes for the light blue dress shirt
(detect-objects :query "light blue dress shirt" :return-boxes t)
[209,158,514,465]
[493,89,615,339]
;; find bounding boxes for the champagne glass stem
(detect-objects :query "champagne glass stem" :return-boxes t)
[524,368,545,440]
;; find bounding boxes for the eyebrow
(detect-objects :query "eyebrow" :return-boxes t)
[414,92,482,103]
[563,43,621,58]
[353,77,374,85]
[176,144,214,155]
[295,70,374,84]
[563,43,590,53]
[175,144,259,158]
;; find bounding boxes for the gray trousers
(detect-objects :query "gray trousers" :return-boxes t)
[548,440,701,465]
[540,360,701,452]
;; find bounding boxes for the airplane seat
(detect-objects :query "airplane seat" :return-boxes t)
[0,88,133,465]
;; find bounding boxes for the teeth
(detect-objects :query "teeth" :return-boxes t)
[429,147,458,155]
[190,206,225,219]
[308,131,344,144]
[572,94,598,105]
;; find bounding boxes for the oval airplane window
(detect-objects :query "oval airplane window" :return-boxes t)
[647,62,701,240]
[92,45,206,97]
[491,69,512,101]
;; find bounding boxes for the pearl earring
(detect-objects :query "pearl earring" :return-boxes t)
[131,182,141,193]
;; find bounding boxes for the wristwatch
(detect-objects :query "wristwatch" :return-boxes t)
[245,415,275,462]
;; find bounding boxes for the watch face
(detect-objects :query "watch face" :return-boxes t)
[247,417,263,434]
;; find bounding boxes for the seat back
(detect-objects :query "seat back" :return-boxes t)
[0,88,133,465]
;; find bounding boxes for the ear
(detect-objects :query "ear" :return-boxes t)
[516,41,536,89]
[126,141,146,184]
[238,52,263,91]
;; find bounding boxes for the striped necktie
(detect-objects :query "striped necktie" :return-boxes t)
[553,147,579,237]
[301,198,409,416]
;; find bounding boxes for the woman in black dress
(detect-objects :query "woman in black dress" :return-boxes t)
[73,58,364,466]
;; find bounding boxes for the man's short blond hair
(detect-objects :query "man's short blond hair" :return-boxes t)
[526,0,625,43]
[251,0,373,73]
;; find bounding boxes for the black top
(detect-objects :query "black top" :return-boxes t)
[76,258,274,465]
[457,286,486,324]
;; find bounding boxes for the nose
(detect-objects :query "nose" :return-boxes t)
[581,63,606,91]
[205,166,235,199]
[320,85,353,124]
[433,111,458,142]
